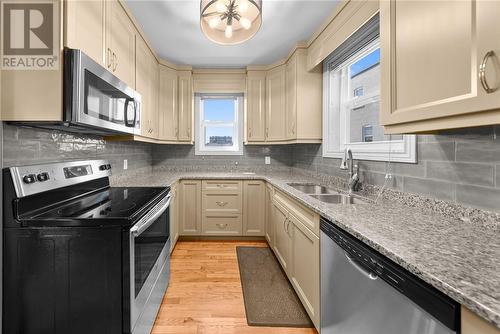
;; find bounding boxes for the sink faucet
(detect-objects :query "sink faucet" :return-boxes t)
[340,148,359,194]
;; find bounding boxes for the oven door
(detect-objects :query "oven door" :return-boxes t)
[129,194,171,333]
[64,48,141,135]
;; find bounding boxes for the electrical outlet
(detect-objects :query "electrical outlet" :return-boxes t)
[123,159,128,170]
[265,156,271,165]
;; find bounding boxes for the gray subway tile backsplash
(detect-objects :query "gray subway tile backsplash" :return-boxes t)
[2,124,152,177]
[426,161,495,187]
[455,184,500,212]
[290,126,500,213]
[3,122,500,213]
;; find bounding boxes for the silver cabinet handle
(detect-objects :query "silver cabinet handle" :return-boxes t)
[479,50,498,94]
[216,201,228,207]
[216,223,228,229]
[112,52,117,72]
[107,48,113,69]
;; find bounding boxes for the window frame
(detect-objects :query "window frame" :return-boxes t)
[194,93,244,156]
[323,36,416,163]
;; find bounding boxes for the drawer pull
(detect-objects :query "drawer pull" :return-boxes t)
[479,50,498,94]
[217,184,227,188]
[216,201,228,207]
[216,223,228,229]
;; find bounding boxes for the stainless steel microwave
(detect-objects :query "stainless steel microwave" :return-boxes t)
[9,48,141,135]
[63,48,141,135]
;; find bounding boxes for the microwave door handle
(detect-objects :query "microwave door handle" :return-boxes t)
[124,98,135,128]
[132,99,138,127]
[130,195,171,236]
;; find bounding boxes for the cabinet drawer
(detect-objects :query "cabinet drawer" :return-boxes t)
[274,190,319,236]
[202,180,242,192]
[203,193,242,213]
[202,215,242,235]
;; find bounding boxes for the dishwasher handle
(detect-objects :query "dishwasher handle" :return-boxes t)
[345,252,378,280]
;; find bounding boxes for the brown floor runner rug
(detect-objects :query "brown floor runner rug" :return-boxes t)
[236,246,314,328]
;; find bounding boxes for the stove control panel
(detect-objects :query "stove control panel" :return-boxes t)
[9,160,112,198]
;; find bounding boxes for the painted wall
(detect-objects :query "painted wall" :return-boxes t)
[291,126,500,213]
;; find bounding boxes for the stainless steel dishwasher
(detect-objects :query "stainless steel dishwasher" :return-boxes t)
[320,218,460,334]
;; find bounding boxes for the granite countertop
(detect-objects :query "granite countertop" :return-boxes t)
[111,170,500,328]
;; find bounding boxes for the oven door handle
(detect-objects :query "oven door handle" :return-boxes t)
[130,194,171,236]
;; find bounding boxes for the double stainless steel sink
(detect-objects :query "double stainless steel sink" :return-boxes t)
[287,183,367,205]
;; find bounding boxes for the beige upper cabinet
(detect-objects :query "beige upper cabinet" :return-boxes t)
[177,71,194,142]
[65,0,105,66]
[106,0,136,88]
[243,181,266,236]
[266,65,287,142]
[246,71,267,142]
[149,56,159,138]
[380,0,500,133]
[136,36,153,138]
[159,66,179,141]
[286,55,298,140]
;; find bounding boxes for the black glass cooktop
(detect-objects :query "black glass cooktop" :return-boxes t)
[26,187,168,223]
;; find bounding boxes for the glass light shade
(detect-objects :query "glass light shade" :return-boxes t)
[200,0,262,45]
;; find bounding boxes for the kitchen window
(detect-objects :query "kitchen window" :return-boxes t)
[194,94,244,155]
[323,14,416,163]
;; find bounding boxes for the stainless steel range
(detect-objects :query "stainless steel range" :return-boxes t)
[3,160,170,334]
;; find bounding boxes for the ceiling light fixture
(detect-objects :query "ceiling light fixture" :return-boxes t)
[200,0,262,45]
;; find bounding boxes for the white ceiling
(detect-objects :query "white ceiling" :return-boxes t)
[126,0,341,68]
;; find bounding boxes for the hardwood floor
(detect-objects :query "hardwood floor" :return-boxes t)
[152,240,318,334]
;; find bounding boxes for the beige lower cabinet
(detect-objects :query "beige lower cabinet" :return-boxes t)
[289,213,320,327]
[202,180,243,235]
[265,183,275,246]
[272,198,293,274]
[169,182,179,253]
[243,181,266,236]
[179,180,202,235]
[462,306,500,334]
[202,215,243,235]
[271,190,320,330]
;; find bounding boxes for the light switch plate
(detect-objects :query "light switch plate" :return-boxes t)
[265,156,271,165]
[123,159,128,170]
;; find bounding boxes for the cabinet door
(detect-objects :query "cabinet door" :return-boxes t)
[106,0,136,87]
[265,184,274,246]
[461,306,500,334]
[159,66,178,141]
[178,71,193,142]
[149,56,159,138]
[179,180,201,235]
[380,0,500,131]
[272,200,292,274]
[170,184,179,253]
[136,36,152,137]
[243,181,266,236]
[246,72,266,142]
[286,55,297,140]
[266,65,287,141]
[290,215,320,327]
[65,0,105,66]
